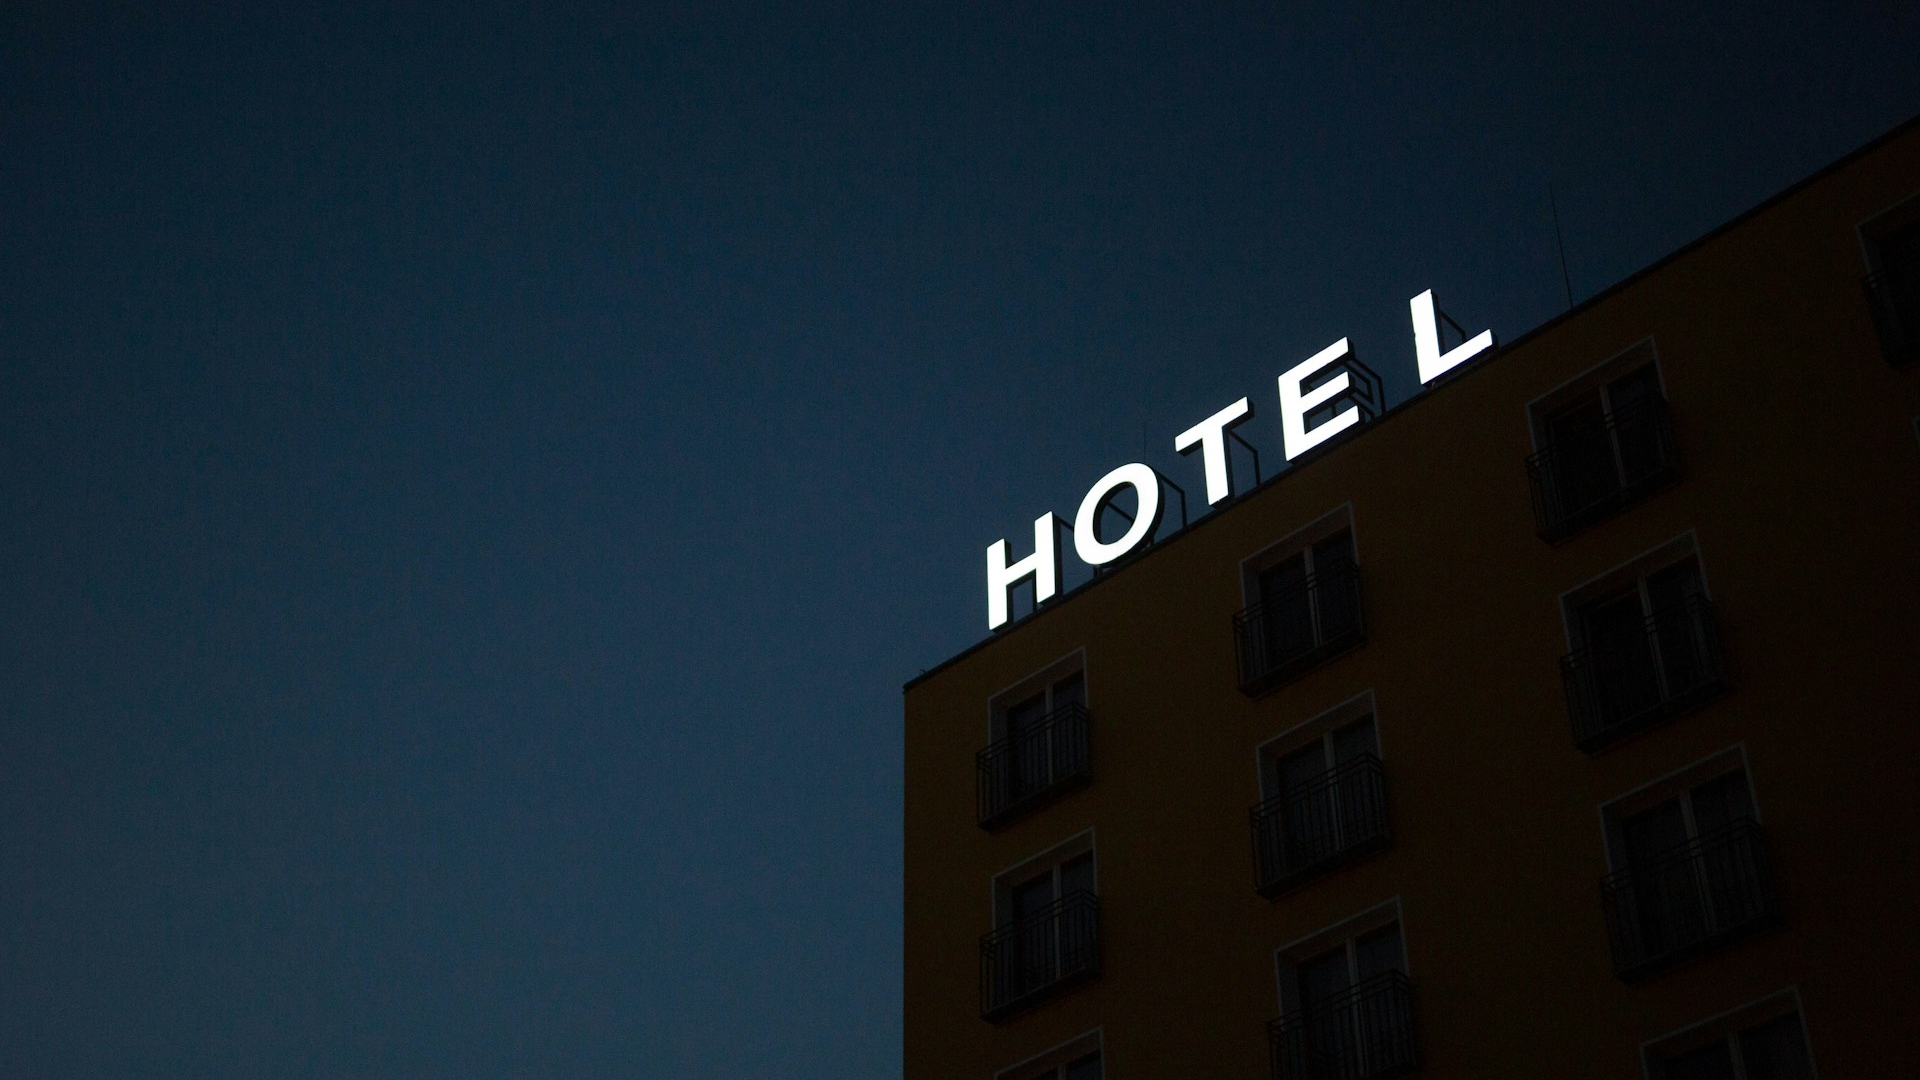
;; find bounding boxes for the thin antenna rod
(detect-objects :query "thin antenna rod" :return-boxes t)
[1549,181,1574,310]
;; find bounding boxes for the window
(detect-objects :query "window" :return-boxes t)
[1235,512,1364,697]
[981,834,1101,1021]
[1270,909,1415,1080]
[1526,343,1680,540]
[997,1031,1104,1080]
[1644,991,1816,1080]
[1251,696,1389,896]
[979,659,1091,830]
[1601,756,1779,980]
[1561,539,1727,752]
[1863,205,1920,367]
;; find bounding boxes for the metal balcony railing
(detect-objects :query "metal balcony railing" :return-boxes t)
[1601,818,1778,981]
[1526,395,1680,542]
[1562,594,1727,753]
[976,703,1091,831]
[1269,971,1417,1080]
[1234,563,1364,698]
[978,890,1101,1021]
[1251,755,1390,897]
[1865,258,1920,368]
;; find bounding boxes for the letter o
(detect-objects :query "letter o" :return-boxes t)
[1073,462,1164,566]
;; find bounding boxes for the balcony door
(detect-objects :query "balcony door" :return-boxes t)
[1004,851,1094,1000]
[1293,923,1406,1076]
[1257,529,1356,666]
[1617,770,1757,957]
[1001,672,1085,808]
[1654,1010,1814,1080]
[1575,557,1704,722]
[1543,362,1664,514]
[1269,717,1379,871]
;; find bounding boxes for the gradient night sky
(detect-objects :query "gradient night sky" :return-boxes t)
[3,4,1917,1077]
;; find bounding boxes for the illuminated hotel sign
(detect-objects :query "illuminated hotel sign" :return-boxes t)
[986,290,1494,630]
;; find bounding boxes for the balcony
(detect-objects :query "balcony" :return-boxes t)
[1234,563,1365,698]
[1269,971,1417,1080]
[1865,257,1920,367]
[1562,594,1727,753]
[979,890,1101,1022]
[977,702,1091,831]
[1251,755,1390,897]
[1526,395,1680,542]
[1601,818,1779,981]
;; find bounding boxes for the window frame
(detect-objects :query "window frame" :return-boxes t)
[1597,745,1761,874]
[1522,338,1682,540]
[1233,504,1365,696]
[987,648,1090,746]
[1237,503,1359,611]
[1272,897,1408,1017]
[995,1028,1104,1080]
[978,649,1093,830]
[981,830,1102,1021]
[1640,987,1818,1080]
[1854,193,1920,367]
[1556,530,1725,732]
[991,829,1097,930]
[1595,744,1780,980]
[1247,691,1389,895]
[1255,690,1382,801]
[1563,548,1707,649]
[1524,337,1670,452]
[1855,191,1920,274]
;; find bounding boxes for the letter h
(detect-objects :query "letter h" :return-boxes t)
[987,514,1065,630]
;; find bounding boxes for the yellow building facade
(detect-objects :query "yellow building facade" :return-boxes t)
[905,118,1920,1079]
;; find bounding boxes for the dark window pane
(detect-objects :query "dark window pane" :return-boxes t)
[1645,558,1702,612]
[1661,1039,1738,1080]
[1311,529,1354,573]
[1880,219,1920,264]
[1547,393,1608,448]
[1580,587,1662,720]
[1259,553,1315,662]
[1622,800,1688,866]
[1059,852,1095,898]
[1546,393,1617,512]
[1295,944,1356,1064]
[1737,1013,1815,1080]
[1005,693,1046,739]
[1581,587,1648,647]
[1010,873,1054,922]
[1051,671,1086,711]
[1607,362,1667,486]
[1645,560,1708,695]
[1608,362,1662,413]
[1260,552,1307,602]
[1278,743,1335,863]
[1622,799,1702,956]
[1354,924,1404,981]
[1062,1050,1102,1080]
[1869,222,1920,365]
[1004,693,1050,801]
[1297,944,1352,1007]
[1330,717,1378,764]
[1277,743,1328,795]
[1690,771,1755,835]
[1311,531,1360,642]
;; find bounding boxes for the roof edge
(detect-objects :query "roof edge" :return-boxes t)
[903,107,1920,694]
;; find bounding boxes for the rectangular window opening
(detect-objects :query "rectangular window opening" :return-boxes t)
[1526,342,1681,541]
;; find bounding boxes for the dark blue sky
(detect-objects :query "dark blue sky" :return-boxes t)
[3,3,1916,1076]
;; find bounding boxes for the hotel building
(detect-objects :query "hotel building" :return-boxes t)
[903,117,1920,1078]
